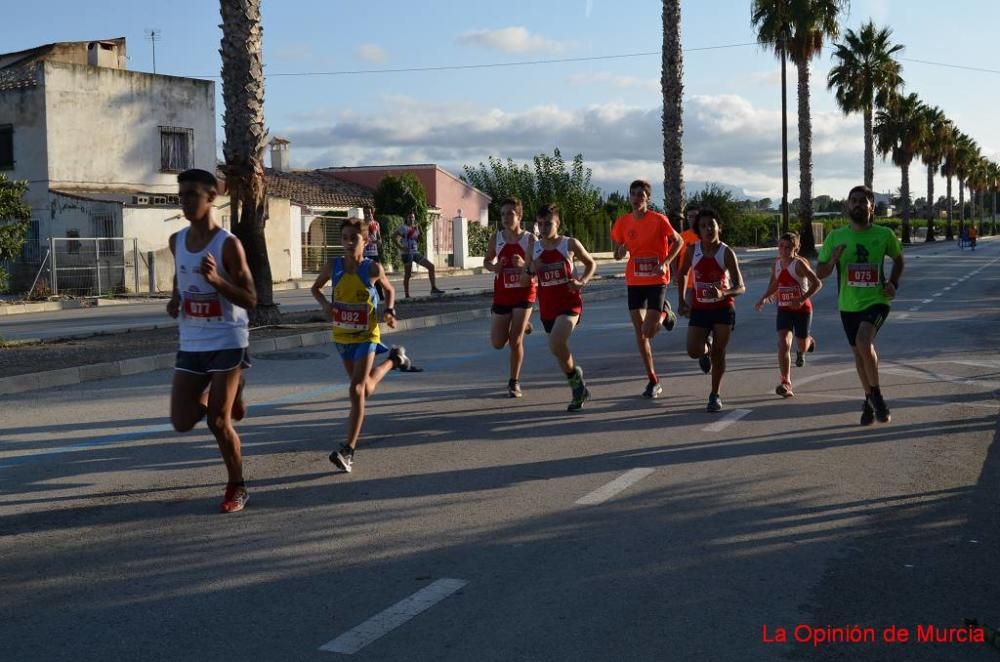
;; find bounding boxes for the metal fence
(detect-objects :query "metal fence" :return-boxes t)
[47,237,140,296]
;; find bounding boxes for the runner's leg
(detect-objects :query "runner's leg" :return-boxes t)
[345,352,378,449]
[419,256,441,292]
[709,323,731,395]
[548,315,579,373]
[630,309,656,378]
[778,330,792,384]
[490,313,512,350]
[686,324,710,360]
[508,307,530,382]
[205,367,245,485]
[853,321,880,392]
[403,261,413,298]
[171,371,211,432]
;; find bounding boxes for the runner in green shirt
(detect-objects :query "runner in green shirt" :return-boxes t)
[817,185,904,426]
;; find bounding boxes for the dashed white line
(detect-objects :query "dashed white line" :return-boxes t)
[921,299,934,304]
[932,293,943,297]
[319,578,468,655]
[576,468,655,505]
[895,312,910,320]
[702,408,752,432]
[908,307,920,312]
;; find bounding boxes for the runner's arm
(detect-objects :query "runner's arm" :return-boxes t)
[518,236,536,287]
[722,248,746,298]
[795,258,823,303]
[569,238,597,287]
[815,245,844,279]
[885,253,904,297]
[675,245,692,304]
[483,233,499,272]
[755,270,778,310]
[210,236,257,310]
[167,233,180,318]
[372,262,397,326]
[310,262,334,318]
[662,230,683,271]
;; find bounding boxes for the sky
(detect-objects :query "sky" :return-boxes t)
[3,0,998,203]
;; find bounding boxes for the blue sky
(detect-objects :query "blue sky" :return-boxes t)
[3,0,998,201]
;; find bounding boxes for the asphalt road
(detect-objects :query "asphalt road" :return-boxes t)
[1,240,998,661]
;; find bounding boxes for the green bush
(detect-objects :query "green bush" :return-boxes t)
[721,211,778,247]
[378,214,405,272]
[468,221,492,257]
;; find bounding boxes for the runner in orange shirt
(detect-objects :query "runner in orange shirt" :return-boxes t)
[610,179,683,399]
[674,205,701,307]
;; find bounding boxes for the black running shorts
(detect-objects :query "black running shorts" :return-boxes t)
[840,304,890,346]
[776,308,812,339]
[627,284,667,311]
[175,348,251,375]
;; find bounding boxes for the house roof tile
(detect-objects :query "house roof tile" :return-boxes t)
[264,169,374,208]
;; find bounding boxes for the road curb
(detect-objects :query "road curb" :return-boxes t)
[0,287,624,397]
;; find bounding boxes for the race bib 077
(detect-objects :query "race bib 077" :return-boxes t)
[183,292,223,319]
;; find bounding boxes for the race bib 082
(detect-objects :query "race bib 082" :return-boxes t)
[333,302,369,330]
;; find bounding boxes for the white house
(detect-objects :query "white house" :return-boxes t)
[0,38,300,293]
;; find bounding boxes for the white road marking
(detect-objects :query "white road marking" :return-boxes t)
[895,313,910,320]
[933,293,943,297]
[921,299,934,304]
[319,578,468,655]
[908,307,920,312]
[576,468,655,505]
[943,286,952,291]
[702,408,752,432]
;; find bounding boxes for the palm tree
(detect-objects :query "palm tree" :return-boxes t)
[970,157,989,235]
[753,0,848,256]
[875,92,926,244]
[220,0,278,324]
[917,106,949,241]
[938,123,959,240]
[989,161,1000,234]
[661,0,684,221]
[953,133,977,236]
[827,21,905,189]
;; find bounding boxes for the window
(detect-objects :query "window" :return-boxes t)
[160,127,193,172]
[22,220,40,261]
[0,125,12,170]
[92,213,118,255]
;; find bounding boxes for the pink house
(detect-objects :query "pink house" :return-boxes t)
[322,164,491,264]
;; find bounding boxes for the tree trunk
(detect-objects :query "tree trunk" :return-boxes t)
[795,59,815,255]
[958,180,965,236]
[925,163,936,241]
[863,105,874,190]
[993,189,997,235]
[780,43,790,234]
[900,162,911,244]
[220,0,279,326]
[660,0,684,222]
[945,175,953,240]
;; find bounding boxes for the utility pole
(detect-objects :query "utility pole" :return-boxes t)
[145,29,160,73]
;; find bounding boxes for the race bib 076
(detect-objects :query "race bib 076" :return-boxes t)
[538,262,569,287]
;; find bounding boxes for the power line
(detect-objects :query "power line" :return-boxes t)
[186,41,1000,80]
[189,41,762,79]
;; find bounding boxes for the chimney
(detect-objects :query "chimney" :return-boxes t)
[87,40,125,69]
[270,138,290,172]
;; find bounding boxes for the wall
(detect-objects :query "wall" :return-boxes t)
[43,62,215,193]
[122,195,298,292]
[0,73,50,232]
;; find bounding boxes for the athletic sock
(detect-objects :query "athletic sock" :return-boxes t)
[647,372,658,384]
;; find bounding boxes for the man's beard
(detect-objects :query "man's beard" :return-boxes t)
[849,207,869,223]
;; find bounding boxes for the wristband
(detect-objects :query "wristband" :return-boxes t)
[385,307,396,316]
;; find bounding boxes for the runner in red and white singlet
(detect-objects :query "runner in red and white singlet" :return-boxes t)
[526,203,597,411]
[676,208,746,413]
[755,232,822,397]
[484,196,537,397]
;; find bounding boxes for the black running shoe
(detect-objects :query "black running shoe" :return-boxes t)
[706,392,723,413]
[860,397,875,426]
[870,390,891,423]
[525,322,533,335]
[642,380,663,399]
[431,288,445,295]
[661,300,677,332]
[567,366,589,411]
[389,345,411,371]
[699,335,713,374]
[330,445,354,473]
[795,352,805,368]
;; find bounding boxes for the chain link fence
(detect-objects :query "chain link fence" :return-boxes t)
[45,237,140,296]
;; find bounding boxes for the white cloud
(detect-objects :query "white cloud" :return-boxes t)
[456,27,566,54]
[356,44,388,64]
[278,93,939,200]
[568,71,659,93]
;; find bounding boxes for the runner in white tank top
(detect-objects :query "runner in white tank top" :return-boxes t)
[167,169,258,514]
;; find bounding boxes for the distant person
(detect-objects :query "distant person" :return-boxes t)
[363,205,384,299]
[167,168,256,513]
[968,223,977,250]
[395,211,444,297]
